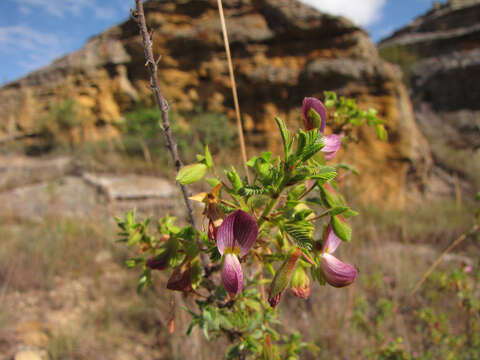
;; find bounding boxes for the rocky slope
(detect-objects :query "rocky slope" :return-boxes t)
[380,0,480,194]
[0,0,431,206]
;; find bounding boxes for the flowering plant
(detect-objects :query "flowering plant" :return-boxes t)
[116,94,385,358]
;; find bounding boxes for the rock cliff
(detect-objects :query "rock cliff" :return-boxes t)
[380,0,480,194]
[0,0,431,206]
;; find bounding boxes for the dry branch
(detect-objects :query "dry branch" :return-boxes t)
[132,1,202,250]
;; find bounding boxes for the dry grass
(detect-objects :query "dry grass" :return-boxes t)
[0,193,478,359]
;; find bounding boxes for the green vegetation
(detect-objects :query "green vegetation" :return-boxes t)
[379,45,420,87]
[28,99,82,154]
[120,105,237,164]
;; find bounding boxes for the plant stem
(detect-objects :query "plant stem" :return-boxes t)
[410,223,480,295]
[216,0,250,183]
[132,1,207,265]
[258,195,281,227]
[310,208,333,222]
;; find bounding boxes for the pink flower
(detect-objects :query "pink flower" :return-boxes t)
[302,97,341,160]
[320,224,357,287]
[322,134,341,161]
[216,210,258,295]
[302,97,327,132]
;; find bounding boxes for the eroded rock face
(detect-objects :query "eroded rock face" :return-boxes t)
[380,0,480,194]
[0,0,431,206]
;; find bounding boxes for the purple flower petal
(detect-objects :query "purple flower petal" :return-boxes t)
[216,210,258,257]
[322,224,341,254]
[321,134,341,161]
[221,253,243,295]
[321,253,357,288]
[302,97,327,132]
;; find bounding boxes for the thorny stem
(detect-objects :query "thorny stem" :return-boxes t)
[132,1,208,266]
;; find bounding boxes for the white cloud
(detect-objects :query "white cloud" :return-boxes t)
[14,0,119,19]
[299,0,387,26]
[0,25,62,71]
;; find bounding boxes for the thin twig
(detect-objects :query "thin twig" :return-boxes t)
[410,223,480,295]
[216,0,250,183]
[132,1,208,265]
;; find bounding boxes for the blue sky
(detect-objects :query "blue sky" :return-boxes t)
[0,0,438,85]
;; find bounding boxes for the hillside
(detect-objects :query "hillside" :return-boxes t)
[380,0,480,194]
[0,0,430,207]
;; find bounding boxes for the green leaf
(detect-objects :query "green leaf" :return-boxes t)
[330,206,349,216]
[331,215,352,242]
[343,209,359,218]
[311,266,326,286]
[238,185,266,197]
[284,221,314,250]
[244,299,261,312]
[226,166,243,192]
[247,156,258,168]
[208,246,221,262]
[287,166,311,184]
[308,108,323,129]
[205,177,220,187]
[295,131,307,158]
[319,183,345,208]
[176,163,208,184]
[336,163,359,176]
[125,259,137,268]
[294,129,323,163]
[205,145,213,168]
[275,117,292,160]
[375,124,388,141]
[190,259,202,290]
[137,269,151,293]
[287,183,307,200]
[310,166,337,182]
[127,229,142,246]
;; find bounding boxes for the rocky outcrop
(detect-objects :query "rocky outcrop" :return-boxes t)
[0,0,431,206]
[380,0,480,194]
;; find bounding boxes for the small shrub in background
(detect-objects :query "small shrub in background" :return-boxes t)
[27,99,81,154]
[379,45,419,87]
[121,105,237,164]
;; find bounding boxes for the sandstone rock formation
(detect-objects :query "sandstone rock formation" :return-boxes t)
[0,0,431,206]
[380,0,480,194]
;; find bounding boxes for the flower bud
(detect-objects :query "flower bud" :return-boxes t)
[290,266,311,299]
[268,248,301,307]
[302,97,327,132]
[176,163,208,185]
